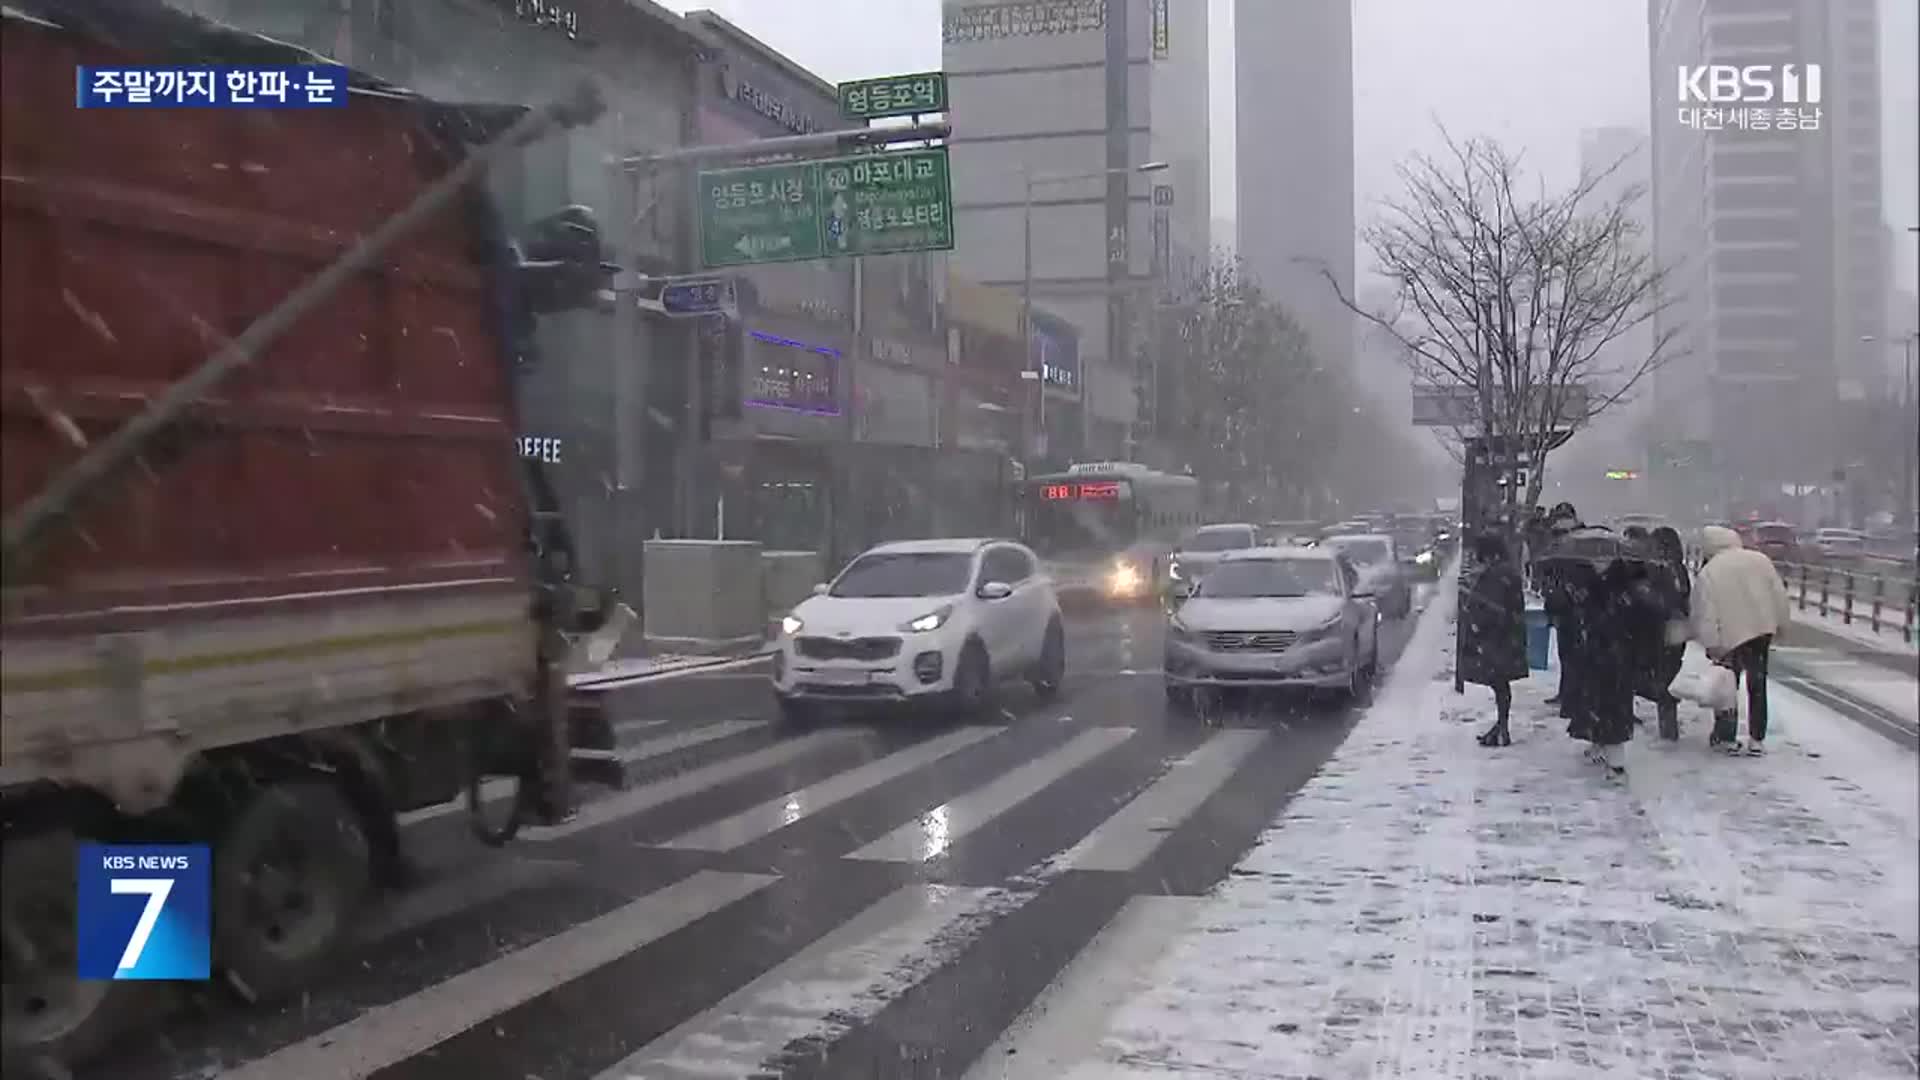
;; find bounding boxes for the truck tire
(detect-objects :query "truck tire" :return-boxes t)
[213,781,371,1005]
[2,829,151,1069]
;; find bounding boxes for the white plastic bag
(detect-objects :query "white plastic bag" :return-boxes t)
[1669,663,1739,711]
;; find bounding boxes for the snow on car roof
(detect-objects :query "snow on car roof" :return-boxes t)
[865,538,996,554]
[1221,545,1331,561]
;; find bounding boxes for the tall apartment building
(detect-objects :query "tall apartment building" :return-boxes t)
[1233,0,1354,377]
[942,0,1211,460]
[1647,0,1886,512]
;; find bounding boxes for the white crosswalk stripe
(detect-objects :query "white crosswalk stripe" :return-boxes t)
[847,726,1135,862]
[92,707,1279,1080]
[523,727,861,841]
[1056,729,1266,872]
[660,725,1005,851]
[596,883,1027,1079]
[220,871,777,1080]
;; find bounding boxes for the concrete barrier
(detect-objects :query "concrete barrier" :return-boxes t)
[763,550,824,619]
[642,539,766,654]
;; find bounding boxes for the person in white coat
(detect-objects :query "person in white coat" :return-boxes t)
[1690,525,1793,755]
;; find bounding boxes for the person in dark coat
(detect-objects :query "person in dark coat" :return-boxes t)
[1578,556,1666,778]
[1538,505,1585,714]
[1462,532,1529,747]
[1640,526,1692,740]
[1523,506,1551,589]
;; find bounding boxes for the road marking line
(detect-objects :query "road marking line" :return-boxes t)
[353,855,577,945]
[596,884,1020,1080]
[1056,729,1266,872]
[523,729,861,841]
[571,652,772,691]
[582,718,767,765]
[962,895,1204,1080]
[222,871,776,1080]
[398,719,772,828]
[661,726,1004,851]
[848,727,1134,862]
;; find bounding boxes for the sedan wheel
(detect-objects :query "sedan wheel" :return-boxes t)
[1029,621,1065,701]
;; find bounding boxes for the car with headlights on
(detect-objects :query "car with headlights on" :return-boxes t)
[1321,532,1414,619]
[1166,523,1259,595]
[772,539,1065,725]
[1163,547,1380,707]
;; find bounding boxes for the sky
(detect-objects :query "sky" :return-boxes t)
[659,0,1918,296]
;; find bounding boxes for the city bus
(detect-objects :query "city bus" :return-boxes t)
[1021,462,1201,602]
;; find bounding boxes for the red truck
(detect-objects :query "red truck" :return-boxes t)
[1,2,608,1066]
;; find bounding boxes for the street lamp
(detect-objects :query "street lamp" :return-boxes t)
[1020,160,1169,469]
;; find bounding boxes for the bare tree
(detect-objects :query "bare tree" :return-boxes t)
[1324,132,1682,511]
[1156,252,1430,518]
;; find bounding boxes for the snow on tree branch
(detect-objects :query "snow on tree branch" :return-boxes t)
[1318,130,1686,508]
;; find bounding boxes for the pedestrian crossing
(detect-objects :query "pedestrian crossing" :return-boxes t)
[85,683,1364,1080]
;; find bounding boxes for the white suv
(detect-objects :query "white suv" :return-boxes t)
[772,539,1066,724]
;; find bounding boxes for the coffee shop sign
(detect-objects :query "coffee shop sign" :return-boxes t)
[719,65,819,135]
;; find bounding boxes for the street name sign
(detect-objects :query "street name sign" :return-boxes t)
[659,276,736,317]
[839,72,947,120]
[698,147,955,269]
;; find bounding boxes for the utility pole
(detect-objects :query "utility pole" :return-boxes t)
[1103,0,1130,458]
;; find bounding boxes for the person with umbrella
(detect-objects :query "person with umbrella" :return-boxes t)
[1538,505,1588,716]
[1461,531,1528,747]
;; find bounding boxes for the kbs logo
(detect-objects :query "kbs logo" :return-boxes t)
[76,844,211,981]
[1677,64,1822,105]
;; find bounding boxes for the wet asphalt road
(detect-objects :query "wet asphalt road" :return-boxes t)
[87,599,1426,1080]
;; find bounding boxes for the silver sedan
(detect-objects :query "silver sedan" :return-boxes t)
[1163,547,1381,706]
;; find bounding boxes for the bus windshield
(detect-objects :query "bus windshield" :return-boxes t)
[1025,480,1135,557]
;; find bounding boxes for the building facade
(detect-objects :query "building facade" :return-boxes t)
[941,0,1210,459]
[1233,0,1355,379]
[1647,0,1887,519]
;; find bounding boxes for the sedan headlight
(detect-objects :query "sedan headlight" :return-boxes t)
[1415,550,1435,566]
[901,604,954,633]
[780,614,804,636]
[1166,615,1197,641]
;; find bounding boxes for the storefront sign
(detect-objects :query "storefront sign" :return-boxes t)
[943,0,1104,43]
[745,329,840,415]
[717,65,821,135]
[1030,317,1079,392]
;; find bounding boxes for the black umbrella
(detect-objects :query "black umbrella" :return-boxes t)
[1539,526,1650,571]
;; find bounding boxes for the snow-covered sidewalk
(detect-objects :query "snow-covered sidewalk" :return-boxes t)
[1076,586,1920,1079]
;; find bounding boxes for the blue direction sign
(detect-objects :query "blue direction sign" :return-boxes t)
[659,277,736,318]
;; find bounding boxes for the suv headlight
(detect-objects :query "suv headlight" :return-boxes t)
[1415,550,1435,566]
[901,604,954,633]
[780,614,804,636]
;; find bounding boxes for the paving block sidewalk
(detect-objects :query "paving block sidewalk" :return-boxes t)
[1084,589,1920,1079]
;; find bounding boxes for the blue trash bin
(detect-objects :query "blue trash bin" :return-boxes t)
[1525,606,1552,671]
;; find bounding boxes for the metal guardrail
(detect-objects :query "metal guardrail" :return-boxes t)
[1689,552,1919,645]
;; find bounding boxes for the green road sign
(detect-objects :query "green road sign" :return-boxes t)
[839,72,947,120]
[699,148,954,269]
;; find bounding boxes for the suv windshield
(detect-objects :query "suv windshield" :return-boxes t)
[1181,527,1255,553]
[1196,558,1340,598]
[830,552,974,598]
[1327,537,1390,565]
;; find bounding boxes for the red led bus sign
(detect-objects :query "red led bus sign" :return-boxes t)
[1042,481,1122,501]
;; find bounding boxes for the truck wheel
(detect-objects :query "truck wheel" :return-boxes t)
[213,781,371,1005]
[2,830,149,1069]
